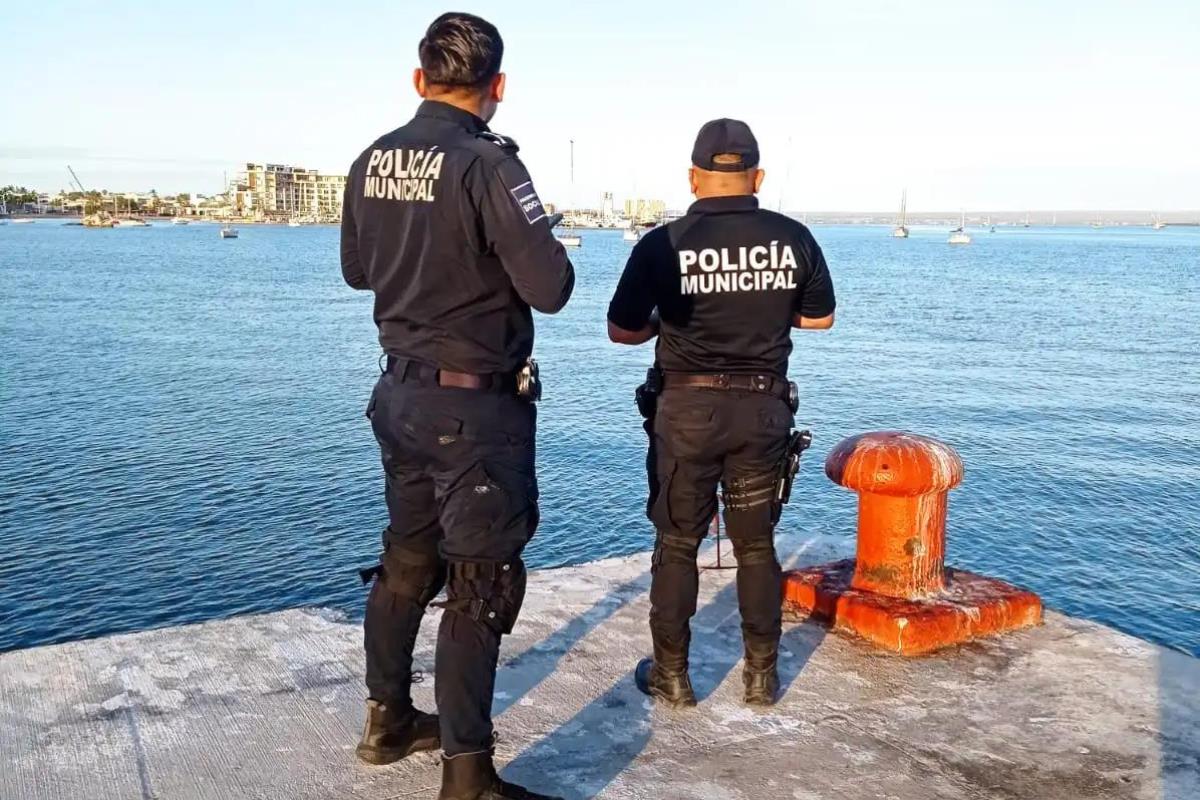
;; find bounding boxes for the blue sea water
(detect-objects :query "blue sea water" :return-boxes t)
[1,220,1197,656]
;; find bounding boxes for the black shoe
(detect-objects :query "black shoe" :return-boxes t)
[355,699,440,765]
[743,668,780,706]
[438,751,564,800]
[743,639,780,706]
[634,657,697,708]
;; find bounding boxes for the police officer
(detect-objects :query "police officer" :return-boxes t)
[607,119,835,708]
[340,13,574,800]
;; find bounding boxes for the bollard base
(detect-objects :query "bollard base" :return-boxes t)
[783,559,1043,656]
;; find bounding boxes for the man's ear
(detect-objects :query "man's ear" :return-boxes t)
[753,168,766,194]
[491,73,506,103]
[689,167,699,196]
[413,68,427,98]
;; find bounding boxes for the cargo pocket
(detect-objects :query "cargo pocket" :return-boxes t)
[443,460,539,557]
[649,458,679,533]
[484,461,540,543]
[365,385,379,420]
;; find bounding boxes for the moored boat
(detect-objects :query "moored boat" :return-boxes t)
[891,189,909,238]
[948,210,971,245]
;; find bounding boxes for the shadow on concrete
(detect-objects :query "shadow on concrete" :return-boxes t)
[777,616,827,697]
[503,560,828,799]
[688,580,743,702]
[502,669,653,800]
[1159,647,1200,800]
[493,573,651,717]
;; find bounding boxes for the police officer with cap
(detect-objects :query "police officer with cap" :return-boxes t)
[607,119,835,708]
[340,12,573,800]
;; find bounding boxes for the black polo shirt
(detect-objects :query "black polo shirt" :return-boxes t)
[340,100,575,374]
[607,195,835,376]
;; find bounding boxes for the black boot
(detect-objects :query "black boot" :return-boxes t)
[355,699,440,765]
[742,638,780,707]
[437,751,564,800]
[634,657,697,708]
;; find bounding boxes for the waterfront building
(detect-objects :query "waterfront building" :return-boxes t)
[624,197,666,224]
[232,163,346,222]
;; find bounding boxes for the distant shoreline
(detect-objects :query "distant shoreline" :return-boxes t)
[4,212,1197,228]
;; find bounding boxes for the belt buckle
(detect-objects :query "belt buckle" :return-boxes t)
[714,374,731,390]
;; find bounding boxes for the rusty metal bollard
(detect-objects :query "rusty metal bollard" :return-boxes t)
[783,431,1042,655]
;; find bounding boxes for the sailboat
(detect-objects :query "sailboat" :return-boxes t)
[948,211,971,245]
[1152,213,1167,231]
[622,225,641,243]
[891,190,909,238]
[220,224,239,239]
[556,139,583,248]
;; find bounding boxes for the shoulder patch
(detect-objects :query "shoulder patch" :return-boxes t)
[476,131,520,153]
[509,179,547,225]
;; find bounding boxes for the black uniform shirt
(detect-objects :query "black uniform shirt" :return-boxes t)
[341,100,575,374]
[607,195,835,377]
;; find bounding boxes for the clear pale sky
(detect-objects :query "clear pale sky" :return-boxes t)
[3,1,1197,211]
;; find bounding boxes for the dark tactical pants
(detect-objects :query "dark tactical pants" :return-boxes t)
[648,387,793,668]
[363,367,538,757]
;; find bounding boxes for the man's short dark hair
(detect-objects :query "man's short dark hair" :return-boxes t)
[419,12,504,89]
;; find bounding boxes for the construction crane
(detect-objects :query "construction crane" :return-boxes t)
[67,165,87,194]
[67,164,113,224]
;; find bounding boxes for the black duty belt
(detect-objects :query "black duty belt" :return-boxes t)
[661,371,789,400]
[385,356,515,392]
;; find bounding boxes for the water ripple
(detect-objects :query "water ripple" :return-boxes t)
[1,222,1198,656]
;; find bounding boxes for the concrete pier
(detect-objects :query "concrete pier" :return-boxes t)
[1,536,1197,800]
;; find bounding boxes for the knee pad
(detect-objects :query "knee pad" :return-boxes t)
[375,544,447,607]
[440,559,527,635]
[727,533,778,567]
[652,531,703,571]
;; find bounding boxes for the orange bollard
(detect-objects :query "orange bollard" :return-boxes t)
[783,431,1042,655]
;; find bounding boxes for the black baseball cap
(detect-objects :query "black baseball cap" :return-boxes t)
[691,118,760,172]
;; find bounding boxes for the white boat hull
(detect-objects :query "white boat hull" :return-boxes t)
[556,235,582,247]
[891,226,909,239]
[948,232,971,245]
